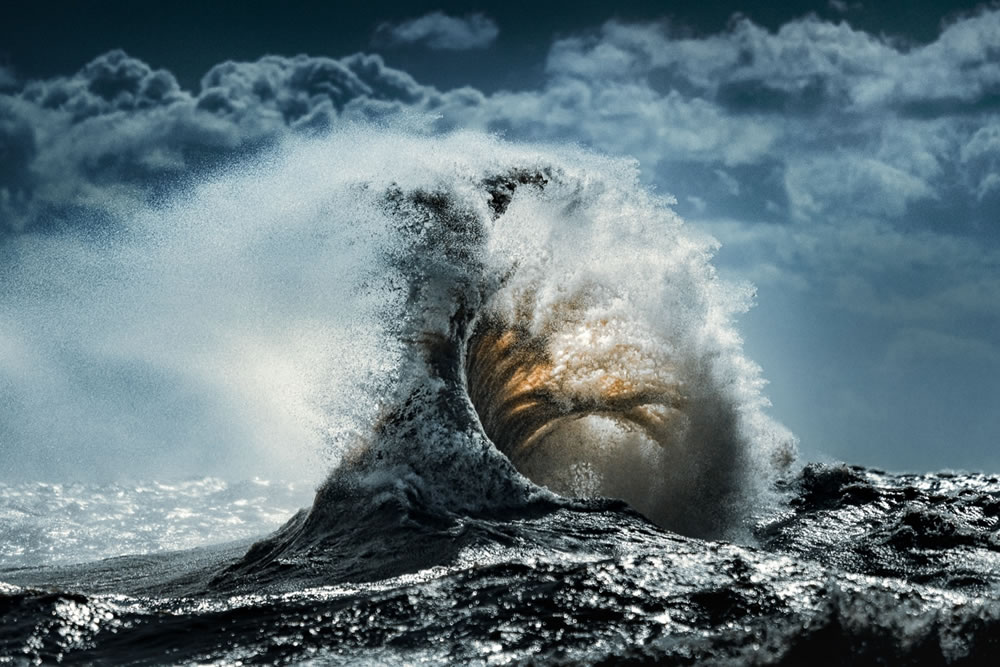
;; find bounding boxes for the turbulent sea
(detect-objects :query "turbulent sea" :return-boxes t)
[2,130,999,664]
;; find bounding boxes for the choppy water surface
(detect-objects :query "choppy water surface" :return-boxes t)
[0,478,311,568]
[2,130,998,664]
[2,465,999,665]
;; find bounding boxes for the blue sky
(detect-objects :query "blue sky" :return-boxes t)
[1,1,998,475]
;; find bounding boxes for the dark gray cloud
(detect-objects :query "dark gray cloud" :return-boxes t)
[0,50,440,235]
[21,50,187,120]
[374,12,499,50]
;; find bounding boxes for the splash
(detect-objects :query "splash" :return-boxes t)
[0,125,795,538]
[303,128,796,538]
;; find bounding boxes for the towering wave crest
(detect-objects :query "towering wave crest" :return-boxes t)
[290,128,796,540]
[0,125,795,540]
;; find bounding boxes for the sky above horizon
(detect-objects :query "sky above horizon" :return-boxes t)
[1,1,998,478]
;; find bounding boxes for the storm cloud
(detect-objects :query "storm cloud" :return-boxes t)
[0,50,441,235]
[9,10,996,239]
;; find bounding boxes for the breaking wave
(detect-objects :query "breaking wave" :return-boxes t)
[0,125,795,539]
[268,127,795,541]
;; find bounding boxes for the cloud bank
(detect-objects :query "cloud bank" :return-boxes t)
[7,11,997,237]
[0,50,441,235]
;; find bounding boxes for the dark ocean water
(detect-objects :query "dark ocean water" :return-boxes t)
[2,132,997,664]
[2,464,999,665]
